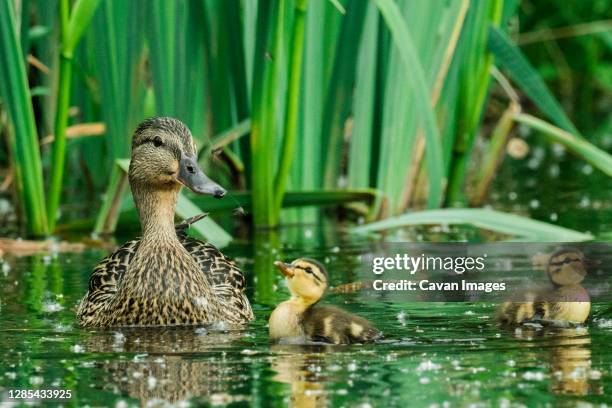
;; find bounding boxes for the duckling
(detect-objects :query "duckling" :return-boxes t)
[497,248,591,326]
[269,258,381,344]
[77,117,253,327]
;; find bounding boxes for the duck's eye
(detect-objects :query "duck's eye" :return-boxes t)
[304,267,313,274]
[153,136,164,147]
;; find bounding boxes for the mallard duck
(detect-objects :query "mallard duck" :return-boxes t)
[77,117,253,327]
[497,248,591,326]
[269,258,381,344]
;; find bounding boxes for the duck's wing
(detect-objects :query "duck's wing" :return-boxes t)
[303,305,382,344]
[180,236,254,323]
[76,239,140,325]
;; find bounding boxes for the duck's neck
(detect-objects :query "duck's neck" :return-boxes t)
[289,294,319,311]
[132,184,180,241]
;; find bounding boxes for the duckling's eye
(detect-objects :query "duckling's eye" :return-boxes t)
[153,136,164,147]
[304,267,313,274]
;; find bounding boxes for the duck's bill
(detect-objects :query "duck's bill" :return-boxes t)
[274,261,294,277]
[177,154,226,198]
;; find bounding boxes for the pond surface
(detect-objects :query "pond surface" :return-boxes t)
[1,229,611,407]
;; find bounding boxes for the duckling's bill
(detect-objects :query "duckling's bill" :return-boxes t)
[274,261,295,277]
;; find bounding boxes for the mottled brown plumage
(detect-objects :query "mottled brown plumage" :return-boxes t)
[269,258,381,344]
[497,248,591,326]
[77,117,253,327]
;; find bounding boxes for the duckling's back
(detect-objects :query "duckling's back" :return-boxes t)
[303,305,381,344]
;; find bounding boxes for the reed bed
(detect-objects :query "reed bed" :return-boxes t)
[0,0,610,242]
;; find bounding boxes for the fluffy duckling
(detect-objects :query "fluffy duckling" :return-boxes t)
[497,248,591,326]
[269,258,381,344]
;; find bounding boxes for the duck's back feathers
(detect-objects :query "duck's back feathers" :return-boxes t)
[77,216,253,327]
[77,239,139,326]
[181,236,253,323]
[302,305,381,344]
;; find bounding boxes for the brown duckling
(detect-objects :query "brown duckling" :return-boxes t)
[497,248,591,326]
[269,258,381,344]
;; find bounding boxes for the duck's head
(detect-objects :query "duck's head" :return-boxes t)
[129,117,226,198]
[274,258,328,303]
[547,248,590,286]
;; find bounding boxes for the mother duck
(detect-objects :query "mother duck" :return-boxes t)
[77,117,253,327]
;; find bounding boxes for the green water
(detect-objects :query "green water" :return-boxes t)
[1,147,612,407]
[1,230,611,407]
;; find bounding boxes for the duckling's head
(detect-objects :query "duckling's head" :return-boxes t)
[274,258,328,304]
[129,117,226,197]
[547,248,587,286]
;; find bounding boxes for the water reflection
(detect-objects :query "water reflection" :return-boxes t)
[83,327,248,404]
[512,326,603,396]
[270,344,333,408]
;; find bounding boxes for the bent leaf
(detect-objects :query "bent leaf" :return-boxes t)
[352,208,593,242]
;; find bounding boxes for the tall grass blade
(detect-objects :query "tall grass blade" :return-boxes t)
[514,113,612,177]
[250,0,285,227]
[347,2,378,190]
[445,1,503,205]
[47,0,101,232]
[273,0,308,215]
[0,0,48,235]
[322,0,367,188]
[488,27,578,133]
[374,0,445,208]
[91,0,145,162]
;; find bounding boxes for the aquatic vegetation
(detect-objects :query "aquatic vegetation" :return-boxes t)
[0,0,610,240]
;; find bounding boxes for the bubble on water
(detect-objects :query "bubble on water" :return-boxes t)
[506,360,516,367]
[347,362,358,372]
[331,246,340,253]
[5,372,17,379]
[527,158,541,170]
[241,349,258,356]
[529,199,540,209]
[2,262,11,275]
[582,164,593,175]
[304,229,313,239]
[147,376,157,390]
[549,213,558,222]
[210,321,229,331]
[548,164,560,177]
[508,192,517,201]
[336,389,348,396]
[29,376,44,385]
[419,377,430,384]
[397,310,407,325]
[416,360,441,372]
[463,311,475,316]
[579,196,590,208]
[53,323,71,333]
[71,344,85,353]
[594,318,612,329]
[329,364,342,372]
[552,143,566,157]
[589,370,602,380]
[522,371,546,381]
[42,301,63,313]
[115,401,129,408]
